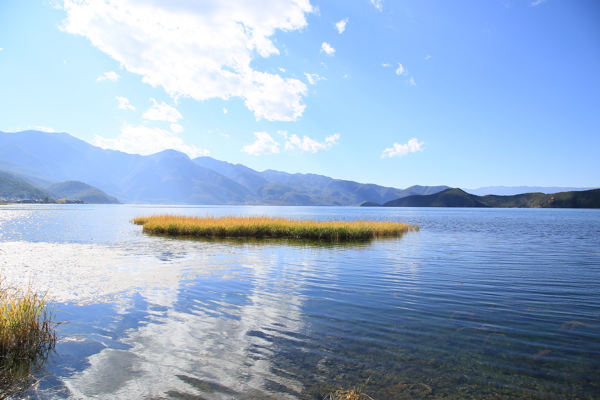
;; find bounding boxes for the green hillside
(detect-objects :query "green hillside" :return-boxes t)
[382,188,600,208]
[0,175,49,200]
[47,181,120,204]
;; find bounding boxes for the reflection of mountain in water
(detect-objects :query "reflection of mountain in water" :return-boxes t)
[60,245,317,399]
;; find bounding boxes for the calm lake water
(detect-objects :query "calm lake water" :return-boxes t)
[1,204,599,399]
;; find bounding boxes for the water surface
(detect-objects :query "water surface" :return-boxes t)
[1,205,599,399]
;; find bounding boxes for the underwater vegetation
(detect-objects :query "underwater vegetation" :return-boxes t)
[325,380,375,400]
[133,215,418,240]
[0,278,58,399]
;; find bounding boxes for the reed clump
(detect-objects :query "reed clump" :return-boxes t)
[0,279,57,398]
[133,215,418,240]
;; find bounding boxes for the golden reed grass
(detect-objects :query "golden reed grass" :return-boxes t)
[133,215,418,240]
[0,278,57,398]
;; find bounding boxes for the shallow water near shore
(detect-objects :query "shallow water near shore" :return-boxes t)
[1,204,599,399]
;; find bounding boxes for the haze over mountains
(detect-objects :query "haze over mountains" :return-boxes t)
[1,130,595,205]
[0,130,450,205]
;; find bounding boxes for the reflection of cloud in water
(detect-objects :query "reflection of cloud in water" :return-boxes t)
[50,244,316,398]
[0,237,358,398]
[0,240,238,305]
[0,232,418,398]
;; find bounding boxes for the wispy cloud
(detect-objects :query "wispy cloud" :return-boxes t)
[321,42,335,56]
[116,96,135,111]
[95,125,209,158]
[408,77,416,86]
[96,71,120,82]
[241,132,281,155]
[335,18,348,34]
[280,131,340,153]
[425,55,431,60]
[381,138,424,158]
[242,131,340,155]
[382,63,392,67]
[371,0,383,11]
[170,123,184,133]
[61,0,312,121]
[223,108,228,114]
[395,63,406,75]
[304,73,326,85]
[142,99,182,122]
[531,0,547,6]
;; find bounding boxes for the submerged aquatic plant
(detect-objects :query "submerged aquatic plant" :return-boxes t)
[325,379,374,400]
[133,215,418,240]
[0,278,57,399]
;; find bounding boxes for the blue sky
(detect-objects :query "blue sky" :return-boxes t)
[1,0,599,189]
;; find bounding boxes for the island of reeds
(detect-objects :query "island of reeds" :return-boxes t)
[133,215,418,240]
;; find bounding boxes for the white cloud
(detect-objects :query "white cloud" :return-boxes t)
[408,77,416,86]
[34,126,56,133]
[382,63,392,67]
[284,133,340,153]
[304,73,325,85]
[531,0,547,6]
[95,125,209,158]
[0,48,3,51]
[278,67,286,72]
[170,123,184,133]
[395,63,406,75]
[425,55,431,60]
[117,96,135,110]
[241,132,280,155]
[321,42,335,56]
[371,0,383,11]
[96,71,120,82]
[223,108,228,114]
[142,98,182,122]
[335,18,348,34]
[61,0,312,121]
[381,138,424,158]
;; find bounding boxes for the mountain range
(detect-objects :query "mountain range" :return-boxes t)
[375,188,600,208]
[0,130,450,205]
[1,130,596,206]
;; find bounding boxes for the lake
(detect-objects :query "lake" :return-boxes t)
[1,204,599,399]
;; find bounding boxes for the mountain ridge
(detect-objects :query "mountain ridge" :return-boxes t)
[379,188,600,209]
[0,168,119,203]
[1,130,595,206]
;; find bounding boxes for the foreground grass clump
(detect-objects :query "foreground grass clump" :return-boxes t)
[133,215,418,240]
[0,280,57,398]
